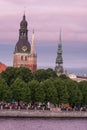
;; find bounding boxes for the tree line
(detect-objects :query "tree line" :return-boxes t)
[0,67,87,107]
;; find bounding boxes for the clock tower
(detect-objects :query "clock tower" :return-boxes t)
[13,14,37,71]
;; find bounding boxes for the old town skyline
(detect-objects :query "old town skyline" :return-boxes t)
[0,0,87,74]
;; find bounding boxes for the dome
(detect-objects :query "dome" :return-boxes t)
[15,39,31,53]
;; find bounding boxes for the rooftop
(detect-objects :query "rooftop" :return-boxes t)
[0,62,7,73]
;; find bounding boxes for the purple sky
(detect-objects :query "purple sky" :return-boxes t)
[0,0,87,74]
[0,0,87,42]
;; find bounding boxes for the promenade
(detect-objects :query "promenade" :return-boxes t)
[0,110,87,118]
[0,101,87,118]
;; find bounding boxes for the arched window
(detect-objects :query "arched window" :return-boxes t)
[25,56,27,61]
[21,56,23,61]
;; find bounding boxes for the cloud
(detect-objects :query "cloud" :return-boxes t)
[0,0,87,72]
[0,0,87,43]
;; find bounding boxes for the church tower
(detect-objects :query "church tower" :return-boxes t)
[55,31,63,76]
[13,14,37,71]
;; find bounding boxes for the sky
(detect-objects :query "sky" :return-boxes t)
[0,0,87,74]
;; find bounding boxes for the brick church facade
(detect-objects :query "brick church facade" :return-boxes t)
[13,14,37,71]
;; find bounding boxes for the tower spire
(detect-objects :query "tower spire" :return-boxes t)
[55,30,63,76]
[59,29,62,43]
[23,6,26,18]
[29,29,37,71]
[31,29,35,54]
[13,14,37,72]
[14,14,31,54]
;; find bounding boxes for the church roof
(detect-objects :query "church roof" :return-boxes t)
[0,62,7,73]
[20,14,28,29]
[14,14,31,53]
[15,39,31,53]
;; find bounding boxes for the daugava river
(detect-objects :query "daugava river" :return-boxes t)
[0,118,87,130]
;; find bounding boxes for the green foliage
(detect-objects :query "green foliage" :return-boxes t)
[15,67,33,83]
[79,81,87,105]
[1,67,17,85]
[42,79,57,104]
[28,80,45,103]
[35,83,45,103]
[33,68,57,82]
[58,74,69,80]
[0,67,87,106]
[11,78,31,103]
[1,67,33,85]
[54,79,69,104]
[46,68,57,77]
[0,78,12,102]
[66,79,82,106]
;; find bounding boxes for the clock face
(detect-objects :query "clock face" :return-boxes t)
[22,46,27,52]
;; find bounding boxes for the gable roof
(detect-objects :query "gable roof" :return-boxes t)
[0,62,7,73]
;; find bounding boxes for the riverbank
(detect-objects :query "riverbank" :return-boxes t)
[0,110,87,118]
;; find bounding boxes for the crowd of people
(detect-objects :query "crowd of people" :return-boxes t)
[0,101,86,112]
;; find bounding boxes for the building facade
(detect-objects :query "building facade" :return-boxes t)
[68,73,87,82]
[13,14,37,71]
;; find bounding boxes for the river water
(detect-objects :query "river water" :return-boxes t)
[0,118,87,130]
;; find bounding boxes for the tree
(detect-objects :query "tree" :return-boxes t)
[42,79,57,105]
[33,68,57,82]
[58,74,69,80]
[79,81,87,105]
[1,67,33,86]
[33,69,49,82]
[15,67,33,83]
[28,80,45,103]
[1,67,17,85]
[66,79,82,106]
[46,68,57,78]
[35,82,45,103]
[0,78,12,102]
[54,79,69,105]
[11,78,31,103]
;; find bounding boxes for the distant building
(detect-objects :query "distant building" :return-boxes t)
[68,73,87,82]
[55,30,64,76]
[0,62,7,73]
[13,14,37,71]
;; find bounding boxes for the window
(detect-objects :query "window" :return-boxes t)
[25,56,27,61]
[21,56,23,61]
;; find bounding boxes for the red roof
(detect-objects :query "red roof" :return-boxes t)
[0,62,7,73]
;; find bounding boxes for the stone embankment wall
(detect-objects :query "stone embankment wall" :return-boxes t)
[0,110,87,118]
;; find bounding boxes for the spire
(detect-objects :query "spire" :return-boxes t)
[23,6,26,20]
[19,13,28,40]
[31,29,35,54]
[29,30,37,71]
[59,29,62,43]
[56,30,63,64]
[14,14,31,53]
[55,30,63,76]
[23,13,26,21]
[23,7,26,21]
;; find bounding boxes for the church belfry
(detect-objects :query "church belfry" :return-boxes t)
[19,14,28,40]
[13,14,37,71]
[55,30,63,76]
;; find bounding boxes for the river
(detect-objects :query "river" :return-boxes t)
[0,118,87,130]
